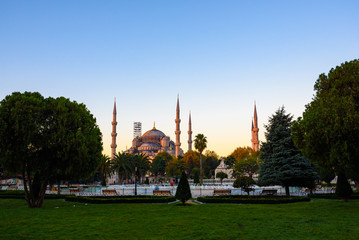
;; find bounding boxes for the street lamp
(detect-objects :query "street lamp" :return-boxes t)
[134,166,137,196]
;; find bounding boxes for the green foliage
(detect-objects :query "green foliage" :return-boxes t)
[229,146,255,162]
[336,173,353,199]
[197,195,310,204]
[308,193,359,199]
[165,158,185,178]
[112,152,133,184]
[0,92,103,208]
[175,172,192,205]
[317,166,336,185]
[151,154,170,179]
[65,195,175,204]
[216,171,228,184]
[192,167,200,184]
[233,153,261,178]
[224,155,236,168]
[258,107,318,196]
[194,134,207,185]
[292,59,359,197]
[233,176,255,195]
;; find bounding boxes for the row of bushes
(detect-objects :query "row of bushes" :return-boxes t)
[308,193,359,199]
[0,190,68,199]
[197,195,311,204]
[65,195,176,204]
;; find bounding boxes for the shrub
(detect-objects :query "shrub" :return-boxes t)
[175,172,192,205]
[65,195,176,204]
[197,195,310,204]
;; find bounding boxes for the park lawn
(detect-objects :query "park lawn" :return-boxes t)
[0,198,359,240]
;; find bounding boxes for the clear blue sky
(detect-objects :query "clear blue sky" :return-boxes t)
[1,1,358,157]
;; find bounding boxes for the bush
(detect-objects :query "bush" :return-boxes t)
[308,193,359,199]
[65,195,176,204]
[197,195,310,204]
[175,172,192,205]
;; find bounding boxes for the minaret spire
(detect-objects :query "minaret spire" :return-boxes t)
[175,95,181,157]
[111,98,117,159]
[251,101,259,151]
[188,111,192,151]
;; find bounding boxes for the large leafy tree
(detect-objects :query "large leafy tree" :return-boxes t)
[258,107,318,196]
[204,150,220,178]
[292,59,359,198]
[233,153,261,179]
[151,152,173,181]
[165,158,185,179]
[194,134,207,185]
[182,150,200,175]
[0,92,102,208]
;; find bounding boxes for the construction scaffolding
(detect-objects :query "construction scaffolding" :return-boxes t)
[133,122,142,139]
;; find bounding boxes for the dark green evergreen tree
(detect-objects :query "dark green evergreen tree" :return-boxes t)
[175,171,192,205]
[258,107,318,196]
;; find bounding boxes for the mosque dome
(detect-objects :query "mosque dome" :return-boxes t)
[142,128,166,138]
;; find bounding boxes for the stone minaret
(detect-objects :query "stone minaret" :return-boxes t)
[188,111,192,151]
[251,102,259,151]
[175,95,181,157]
[111,99,117,159]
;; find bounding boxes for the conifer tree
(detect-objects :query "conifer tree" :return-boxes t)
[175,171,192,205]
[258,107,318,196]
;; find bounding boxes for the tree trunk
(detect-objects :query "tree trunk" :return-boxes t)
[57,179,61,195]
[285,186,290,197]
[200,152,203,185]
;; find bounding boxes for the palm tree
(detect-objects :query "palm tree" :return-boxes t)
[133,153,151,184]
[98,154,111,186]
[112,152,132,185]
[194,134,207,185]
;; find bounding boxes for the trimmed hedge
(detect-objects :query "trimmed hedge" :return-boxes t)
[197,195,310,204]
[0,190,68,199]
[65,195,176,204]
[308,193,359,199]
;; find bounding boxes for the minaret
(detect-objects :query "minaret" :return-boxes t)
[251,102,259,151]
[175,95,181,157]
[188,111,192,151]
[111,99,117,159]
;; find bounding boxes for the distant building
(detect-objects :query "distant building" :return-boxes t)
[133,122,142,139]
[215,159,233,179]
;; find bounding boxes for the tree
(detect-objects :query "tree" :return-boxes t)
[133,153,150,184]
[317,166,335,185]
[165,158,185,179]
[192,167,200,184]
[230,146,255,162]
[0,92,102,208]
[98,154,111,186]
[224,155,236,169]
[182,150,200,175]
[175,171,192,205]
[233,176,255,195]
[292,59,359,199]
[258,107,318,196]
[194,134,207,185]
[112,152,132,185]
[204,150,220,178]
[233,153,261,178]
[151,154,171,182]
[216,172,228,185]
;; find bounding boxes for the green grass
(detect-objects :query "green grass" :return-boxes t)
[1,199,359,240]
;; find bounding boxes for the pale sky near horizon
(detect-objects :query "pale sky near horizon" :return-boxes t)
[1,1,359,157]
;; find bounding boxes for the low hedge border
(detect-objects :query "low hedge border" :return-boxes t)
[308,193,359,199]
[197,195,310,204]
[0,190,68,199]
[65,195,176,204]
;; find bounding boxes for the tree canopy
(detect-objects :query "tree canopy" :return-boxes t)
[0,92,102,207]
[258,107,318,196]
[292,59,359,197]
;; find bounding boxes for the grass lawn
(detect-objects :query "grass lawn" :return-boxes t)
[1,198,359,240]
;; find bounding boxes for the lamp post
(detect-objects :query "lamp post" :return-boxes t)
[134,166,137,196]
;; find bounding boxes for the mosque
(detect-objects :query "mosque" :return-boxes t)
[110,96,259,160]
[110,96,187,160]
